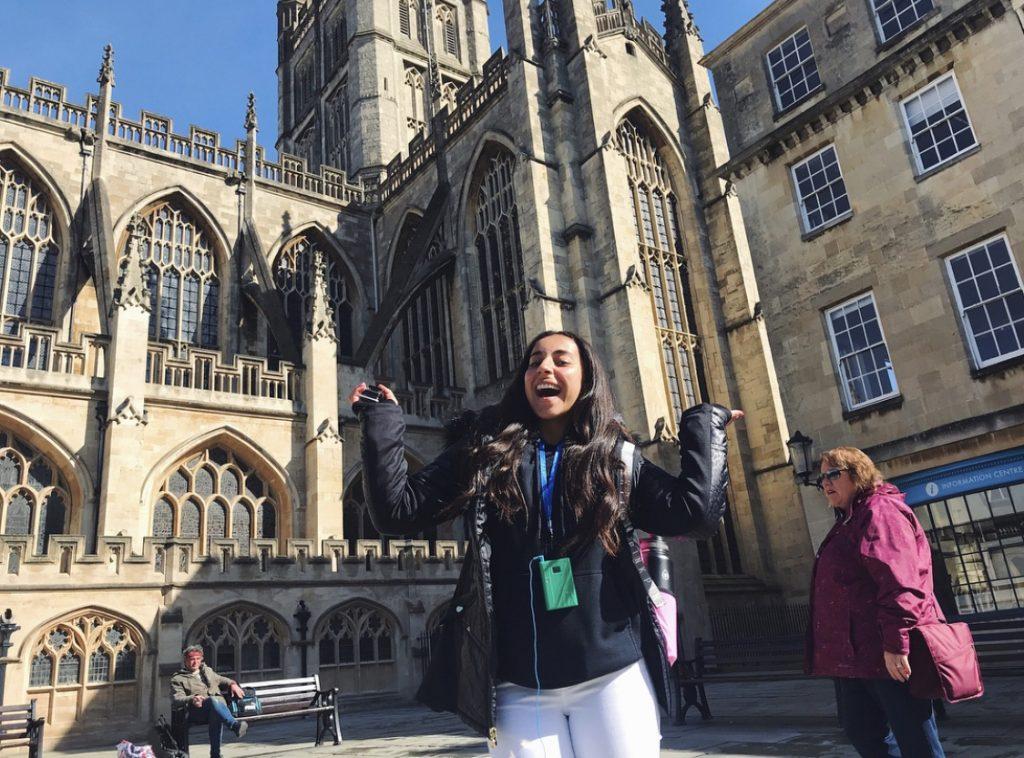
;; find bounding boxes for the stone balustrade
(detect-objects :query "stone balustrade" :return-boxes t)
[0,67,370,206]
[594,1,670,68]
[0,325,107,379]
[145,342,300,402]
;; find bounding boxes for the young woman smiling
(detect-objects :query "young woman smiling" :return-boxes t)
[349,331,740,758]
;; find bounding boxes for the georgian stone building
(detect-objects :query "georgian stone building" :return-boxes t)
[703,0,1024,621]
[0,0,812,745]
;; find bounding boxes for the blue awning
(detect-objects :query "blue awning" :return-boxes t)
[892,446,1024,506]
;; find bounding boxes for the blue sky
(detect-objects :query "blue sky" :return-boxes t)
[0,0,769,154]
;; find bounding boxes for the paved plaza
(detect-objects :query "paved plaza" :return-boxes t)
[42,677,1022,757]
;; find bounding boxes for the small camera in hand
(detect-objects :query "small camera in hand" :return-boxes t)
[359,385,383,403]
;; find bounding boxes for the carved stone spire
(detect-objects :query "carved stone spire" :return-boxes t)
[306,250,337,343]
[111,214,151,312]
[97,44,115,87]
[245,92,259,133]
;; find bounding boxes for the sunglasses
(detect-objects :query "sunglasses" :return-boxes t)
[815,468,848,490]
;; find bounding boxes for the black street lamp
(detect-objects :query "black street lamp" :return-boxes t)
[786,431,817,487]
[0,608,20,702]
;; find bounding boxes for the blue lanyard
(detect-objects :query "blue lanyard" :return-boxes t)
[537,441,563,534]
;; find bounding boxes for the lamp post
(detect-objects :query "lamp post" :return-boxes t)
[786,431,817,487]
[0,608,20,703]
[294,600,311,678]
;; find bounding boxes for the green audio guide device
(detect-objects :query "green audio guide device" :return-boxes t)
[539,557,578,611]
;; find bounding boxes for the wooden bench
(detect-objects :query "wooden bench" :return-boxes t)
[971,615,1024,677]
[676,635,808,723]
[170,675,341,751]
[0,701,45,758]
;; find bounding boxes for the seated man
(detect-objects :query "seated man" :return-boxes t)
[170,646,249,757]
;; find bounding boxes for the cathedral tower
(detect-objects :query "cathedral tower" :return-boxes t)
[277,0,490,181]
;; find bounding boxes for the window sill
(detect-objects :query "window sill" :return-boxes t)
[773,83,827,123]
[843,393,904,423]
[913,143,982,183]
[801,211,853,242]
[970,352,1024,380]
[874,8,942,54]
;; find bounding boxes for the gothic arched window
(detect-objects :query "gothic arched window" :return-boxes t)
[399,0,421,42]
[27,611,142,725]
[441,80,459,113]
[437,4,459,58]
[404,67,427,143]
[131,201,219,349]
[473,151,527,381]
[151,446,278,556]
[617,117,701,421]
[0,429,70,555]
[325,82,349,172]
[189,605,285,682]
[0,156,61,335]
[316,601,398,695]
[273,236,354,356]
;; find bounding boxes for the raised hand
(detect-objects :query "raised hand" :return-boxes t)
[347,382,399,406]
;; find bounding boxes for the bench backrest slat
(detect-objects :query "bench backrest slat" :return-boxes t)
[237,676,319,689]
[247,683,319,697]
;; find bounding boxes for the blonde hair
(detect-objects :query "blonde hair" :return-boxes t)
[821,446,883,497]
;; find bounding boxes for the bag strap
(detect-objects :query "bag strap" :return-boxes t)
[618,440,665,609]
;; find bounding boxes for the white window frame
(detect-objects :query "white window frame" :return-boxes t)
[825,292,901,411]
[900,72,978,176]
[946,234,1024,369]
[766,27,821,112]
[871,0,935,43]
[790,144,852,234]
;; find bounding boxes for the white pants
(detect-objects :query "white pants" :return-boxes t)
[489,660,661,758]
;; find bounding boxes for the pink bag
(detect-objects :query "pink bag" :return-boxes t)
[639,537,679,666]
[908,622,984,703]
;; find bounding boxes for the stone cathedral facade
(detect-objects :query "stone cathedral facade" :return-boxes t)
[0,0,810,746]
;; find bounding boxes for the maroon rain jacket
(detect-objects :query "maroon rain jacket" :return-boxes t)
[805,483,944,680]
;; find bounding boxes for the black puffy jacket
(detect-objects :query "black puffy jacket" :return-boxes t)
[356,401,732,744]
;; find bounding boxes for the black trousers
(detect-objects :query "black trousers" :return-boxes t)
[835,678,945,758]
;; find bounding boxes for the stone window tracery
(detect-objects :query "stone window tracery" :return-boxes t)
[441,80,459,113]
[325,82,350,172]
[150,446,277,556]
[617,117,701,422]
[399,0,422,42]
[189,605,285,682]
[273,236,354,356]
[317,601,398,694]
[27,611,141,722]
[404,66,427,142]
[0,156,61,335]
[473,151,527,381]
[0,429,69,555]
[437,5,459,58]
[131,201,219,349]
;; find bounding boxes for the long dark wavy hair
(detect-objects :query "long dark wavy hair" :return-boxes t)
[444,330,630,555]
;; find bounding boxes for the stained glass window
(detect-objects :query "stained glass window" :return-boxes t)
[1,428,71,554]
[474,152,526,381]
[0,157,61,334]
[127,201,219,349]
[273,237,354,356]
[617,117,702,422]
[153,447,278,553]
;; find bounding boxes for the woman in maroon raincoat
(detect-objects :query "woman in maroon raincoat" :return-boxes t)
[806,446,946,758]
